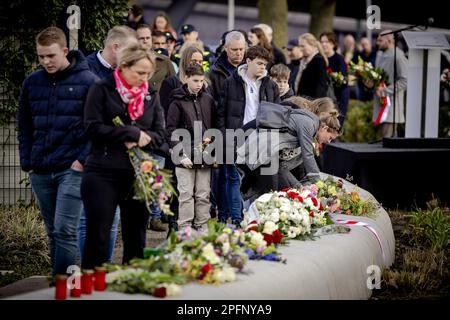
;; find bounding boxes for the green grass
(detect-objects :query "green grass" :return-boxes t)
[0,204,51,287]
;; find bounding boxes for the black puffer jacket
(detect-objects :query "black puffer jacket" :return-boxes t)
[207,52,236,102]
[84,74,167,171]
[217,67,280,131]
[166,85,216,168]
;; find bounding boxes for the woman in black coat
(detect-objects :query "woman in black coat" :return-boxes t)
[295,33,329,99]
[81,44,166,268]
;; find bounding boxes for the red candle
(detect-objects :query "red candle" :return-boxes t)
[81,270,94,294]
[94,267,106,291]
[54,275,67,300]
[70,273,82,298]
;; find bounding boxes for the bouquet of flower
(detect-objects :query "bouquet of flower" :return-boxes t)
[242,186,332,242]
[315,177,378,217]
[112,116,176,215]
[348,56,389,90]
[327,67,347,88]
[441,68,450,89]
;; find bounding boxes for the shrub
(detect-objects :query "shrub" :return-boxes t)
[340,99,377,142]
[404,205,450,252]
[0,204,51,287]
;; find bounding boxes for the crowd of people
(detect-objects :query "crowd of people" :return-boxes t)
[17,5,410,278]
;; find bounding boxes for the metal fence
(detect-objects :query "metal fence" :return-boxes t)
[0,121,33,205]
[0,29,34,205]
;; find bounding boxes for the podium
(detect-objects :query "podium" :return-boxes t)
[403,31,450,138]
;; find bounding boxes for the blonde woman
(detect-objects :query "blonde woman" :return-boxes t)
[81,43,166,268]
[238,97,340,202]
[295,33,329,99]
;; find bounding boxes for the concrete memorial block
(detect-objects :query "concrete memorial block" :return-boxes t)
[6,174,395,300]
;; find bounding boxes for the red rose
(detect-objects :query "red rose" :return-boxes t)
[272,229,283,244]
[287,191,298,200]
[154,287,167,298]
[297,196,303,203]
[311,197,318,207]
[263,233,273,245]
[327,67,333,74]
[309,212,315,217]
[202,263,213,274]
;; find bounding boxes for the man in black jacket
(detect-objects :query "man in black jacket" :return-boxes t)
[216,46,280,226]
[208,31,247,102]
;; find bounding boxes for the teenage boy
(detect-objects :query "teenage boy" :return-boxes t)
[216,45,280,226]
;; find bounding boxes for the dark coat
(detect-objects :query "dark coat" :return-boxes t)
[83,74,167,171]
[296,53,329,99]
[328,53,350,121]
[207,52,236,102]
[166,85,216,168]
[17,50,99,173]
[149,52,176,93]
[86,51,112,79]
[280,88,294,101]
[159,75,183,119]
[217,68,280,132]
[272,44,287,65]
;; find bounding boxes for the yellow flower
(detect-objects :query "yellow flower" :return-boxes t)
[327,185,336,195]
[316,180,325,189]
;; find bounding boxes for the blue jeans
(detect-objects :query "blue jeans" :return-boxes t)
[29,169,83,276]
[218,165,242,224]
[149,153,165,220]
[78,206,120,263]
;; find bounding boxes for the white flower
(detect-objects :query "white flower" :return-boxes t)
[250,231,267,248]
[165,283,183,296]
[202,243,220,264]
[223,267,236,282]
[279,204,292,214]
[304,197,318,209]
[269,209,280,222]
[279,211,288,222]
[222,242,230,255]
[279,197,291,206]
[263,221,278,234]
[300,190,310,198]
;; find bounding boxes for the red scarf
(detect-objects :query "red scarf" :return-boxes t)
[113,68,148,121]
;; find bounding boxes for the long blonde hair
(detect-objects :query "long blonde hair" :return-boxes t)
[285,96,341,133]
[299,33,328,66]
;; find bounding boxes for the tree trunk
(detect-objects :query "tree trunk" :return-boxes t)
[309,0,336,39]
[257,0,288,49]
[257,0,271,25]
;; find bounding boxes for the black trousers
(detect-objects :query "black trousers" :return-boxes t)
[81,168,150,269]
